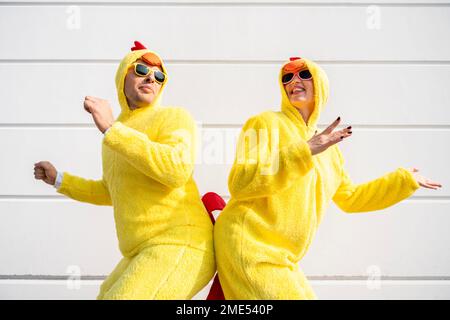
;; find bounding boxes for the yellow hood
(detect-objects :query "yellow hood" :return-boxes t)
[279,57,329,139]
[114,47,168,121]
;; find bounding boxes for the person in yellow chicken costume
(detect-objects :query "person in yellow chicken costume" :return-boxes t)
[213,56,442,299]
[34,41,216,299]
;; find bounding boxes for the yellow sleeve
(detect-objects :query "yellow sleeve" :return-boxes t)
[103,107,196,188]
[332,147,420,213]
[229,115,314,200]
[57,172,112,206]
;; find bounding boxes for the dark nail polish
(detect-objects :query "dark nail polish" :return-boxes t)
[337,116,341,121]
[348,131,352,134]
[340,136,344,139]
[347,126,352,129]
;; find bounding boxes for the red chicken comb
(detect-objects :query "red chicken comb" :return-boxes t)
[289,56,301,61]
[131,41,147,51]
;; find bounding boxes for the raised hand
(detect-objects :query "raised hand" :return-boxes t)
[308,117,352,156]
[83,96,114,133]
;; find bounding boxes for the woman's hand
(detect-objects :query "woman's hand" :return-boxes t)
[84,96,114,133]
[408,167,442,190]
[308,117,352,156]
[34,161,57,185]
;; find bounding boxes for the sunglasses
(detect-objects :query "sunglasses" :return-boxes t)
[132,63,166,84]
[282,69,312,84]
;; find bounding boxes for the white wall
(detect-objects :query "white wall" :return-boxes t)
[0,0,449,300]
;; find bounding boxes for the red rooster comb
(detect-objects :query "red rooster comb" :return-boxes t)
[289,56,301,61]
[131,41,147,51]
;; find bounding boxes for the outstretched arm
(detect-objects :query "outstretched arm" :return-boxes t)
[56,172,112,206]
[229,116,353,200]
[102,107,197,189]
[34,161,112,206]
[332,147,420,213]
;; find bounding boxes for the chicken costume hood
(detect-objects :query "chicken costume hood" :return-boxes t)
[115,41,168,120]
[213,56,420,299]
[280,56,330,140]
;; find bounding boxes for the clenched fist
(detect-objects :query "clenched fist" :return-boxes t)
[308,117,352,156]
[34,161,57,186]
[84,96,115,133]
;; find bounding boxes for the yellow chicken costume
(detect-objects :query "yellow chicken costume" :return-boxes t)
[56,42,215,299]
[214,57,421,299]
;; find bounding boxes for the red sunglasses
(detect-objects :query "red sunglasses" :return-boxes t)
[282,69,312,84]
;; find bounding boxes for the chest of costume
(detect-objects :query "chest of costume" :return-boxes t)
[101,108,163,185]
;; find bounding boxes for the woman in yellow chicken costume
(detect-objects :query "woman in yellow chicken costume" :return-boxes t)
[34,41,216,299]
[213,56,442,299]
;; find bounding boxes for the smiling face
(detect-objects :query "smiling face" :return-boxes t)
[283,68,315,110]
[124,58,163,110]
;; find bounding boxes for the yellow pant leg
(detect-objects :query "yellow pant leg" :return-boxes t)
[224,261,314,300]
[101,244,215,300]
[96,256,131,300]
[215,215,315,300]
[215,245,254,299]
[295,266,318,300]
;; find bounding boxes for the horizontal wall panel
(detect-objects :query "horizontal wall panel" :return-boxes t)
[1,63,449,125]
[0,279,209,299]
[313,280,450,300]
[0,200,449,276]
[2,1,450,4]
[0,280,103,300]
[0,6,449,61]
[0,127,448,197]
[0,200,119,276]
[301,201,450,277]
[1,279,450,300]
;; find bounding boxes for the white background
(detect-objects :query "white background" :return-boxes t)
[0,0,449,299]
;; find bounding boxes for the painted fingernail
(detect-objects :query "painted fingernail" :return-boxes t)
[340,136,344,139]
[337,116,341,121]
[347,126,352,129]
[348,131,352,134]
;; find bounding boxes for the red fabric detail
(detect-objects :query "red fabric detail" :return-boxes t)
[131,41,147,51]
[201,192,226,225]
[201,192,226,300]
[289,56,301,61]
[207,274,225,300]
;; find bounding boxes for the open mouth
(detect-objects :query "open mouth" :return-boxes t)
[292,86,306,94]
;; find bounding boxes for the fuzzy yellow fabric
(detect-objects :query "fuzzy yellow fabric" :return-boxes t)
[57,48,215,299]
[214,57,420,300]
